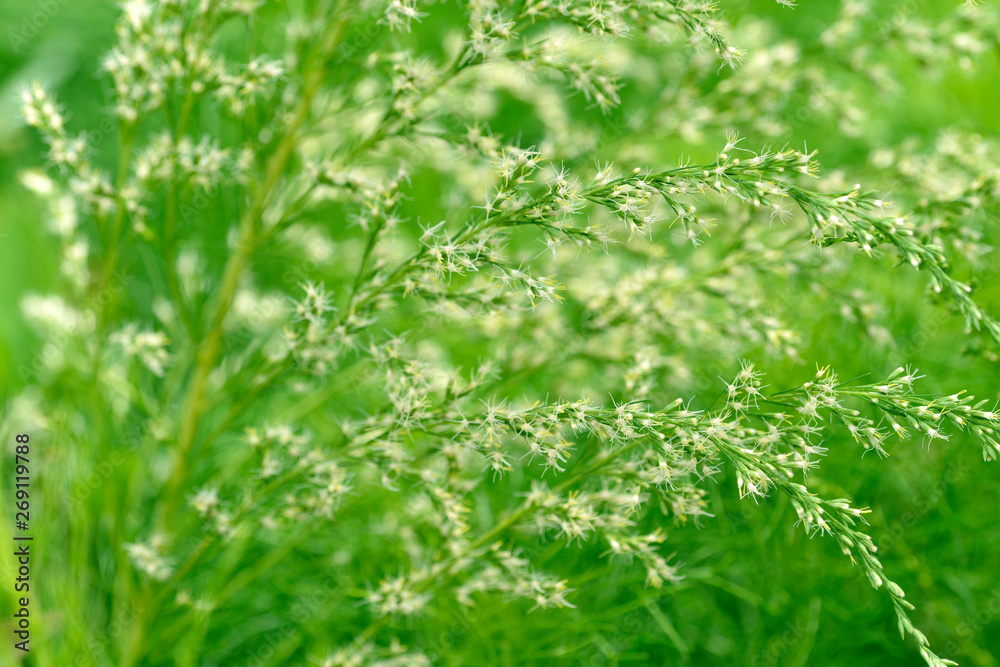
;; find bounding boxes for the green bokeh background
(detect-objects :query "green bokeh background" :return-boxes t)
[1,1,999,665]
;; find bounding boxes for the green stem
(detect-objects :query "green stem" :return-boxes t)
[121,8,352,666]
[155,8,351,533]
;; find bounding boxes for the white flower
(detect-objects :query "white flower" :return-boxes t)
[18,169,54,195]
[22,294,93,336]
[121,0,154,31]
[383,0,426,32]
[190,487,220,517]
[111,324,170,376]
[124,539,172,581]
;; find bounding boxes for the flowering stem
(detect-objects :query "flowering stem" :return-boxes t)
[119,11,352,667]
[154,7,351,534]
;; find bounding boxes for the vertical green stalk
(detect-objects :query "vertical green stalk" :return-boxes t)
[119,7,352,666]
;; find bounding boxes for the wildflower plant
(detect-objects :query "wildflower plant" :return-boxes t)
[4,0,1000,665]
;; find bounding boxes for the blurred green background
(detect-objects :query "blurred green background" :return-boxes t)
[1,0,999,665]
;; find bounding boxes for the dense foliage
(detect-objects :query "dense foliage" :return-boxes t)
[1,0,999,665]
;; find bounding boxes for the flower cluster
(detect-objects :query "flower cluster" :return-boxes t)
[14,1,1000,666]
[110,324,171,377]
